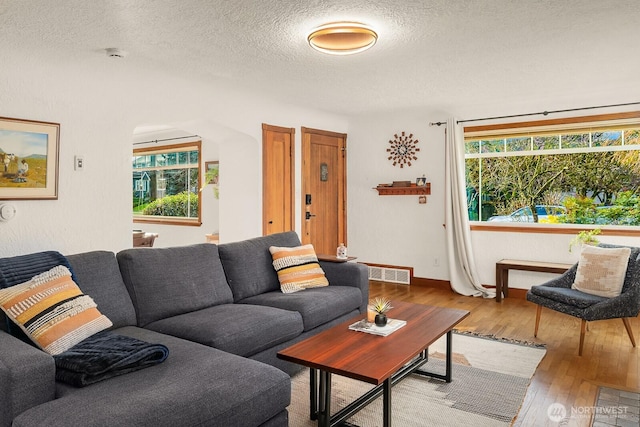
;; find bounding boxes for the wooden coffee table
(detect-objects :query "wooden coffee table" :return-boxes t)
[277,301,469,427]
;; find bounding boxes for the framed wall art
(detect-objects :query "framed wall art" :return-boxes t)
[0,116,60,200]
[204,161,219,185]
[204,160,220,199]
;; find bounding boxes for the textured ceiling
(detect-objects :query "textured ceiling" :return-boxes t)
[2,0,639,116]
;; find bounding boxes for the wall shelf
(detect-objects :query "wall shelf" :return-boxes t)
[374,183,431,195]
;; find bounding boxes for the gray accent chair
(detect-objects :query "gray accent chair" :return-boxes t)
[526,245,640,356]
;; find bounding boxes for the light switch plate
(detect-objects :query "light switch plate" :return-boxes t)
[74,156,84,171]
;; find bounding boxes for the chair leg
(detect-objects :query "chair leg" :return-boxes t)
[622,318,637,347]
[579,319,586,356]
[534,305,542,337]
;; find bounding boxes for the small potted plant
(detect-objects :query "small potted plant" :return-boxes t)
[569,228,601,252]
[369,297,393,327]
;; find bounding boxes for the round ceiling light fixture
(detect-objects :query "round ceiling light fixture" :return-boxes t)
[105,47,128,58]
[307,22,378,55]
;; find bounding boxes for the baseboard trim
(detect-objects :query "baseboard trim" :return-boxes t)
[411,277,451,290]
[409,278,528,299]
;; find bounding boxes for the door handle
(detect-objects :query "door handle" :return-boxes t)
[305,212,316,220]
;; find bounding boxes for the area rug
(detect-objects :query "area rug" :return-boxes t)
[287,332,546,427]
[590,386,640,426]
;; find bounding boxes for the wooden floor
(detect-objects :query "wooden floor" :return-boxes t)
[369,281,640,427]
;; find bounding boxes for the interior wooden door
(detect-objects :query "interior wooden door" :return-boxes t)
[301,127,347,255]
[262,123,294,235]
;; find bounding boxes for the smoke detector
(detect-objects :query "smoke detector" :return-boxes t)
[105,48,128,58]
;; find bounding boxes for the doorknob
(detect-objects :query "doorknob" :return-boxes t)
[305,212,316,220]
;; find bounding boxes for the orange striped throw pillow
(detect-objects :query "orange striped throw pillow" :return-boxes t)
[269,244,329,293]
[0,265,112,355]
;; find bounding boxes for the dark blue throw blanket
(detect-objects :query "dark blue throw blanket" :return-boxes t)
[54,330,169,387]
[0,251,76,341]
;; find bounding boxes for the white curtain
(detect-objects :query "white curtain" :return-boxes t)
[444,118,495,298]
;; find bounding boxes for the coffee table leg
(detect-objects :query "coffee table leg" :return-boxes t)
[383,377,392,427]
[318,370,331,427]
[310,368,318,420]
[445,330,452,383]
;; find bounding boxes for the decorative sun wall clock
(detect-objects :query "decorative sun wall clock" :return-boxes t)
[387,131,419,168]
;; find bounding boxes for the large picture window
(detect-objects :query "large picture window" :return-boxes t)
[133,141,201,225]
[465,112,640,227]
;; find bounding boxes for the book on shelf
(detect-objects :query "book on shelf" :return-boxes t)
[348,318,407,337]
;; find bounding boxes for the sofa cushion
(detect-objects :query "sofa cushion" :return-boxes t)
[67,251,137,329]
[13,326,290,427]
[529,285,607,309]
[240,285,363,331]
[269,244,328,293]
[144,303,303,357]
[218,231,302,301]
[0,266,113,355]
[572,245,631,298]
[117,244,233,326]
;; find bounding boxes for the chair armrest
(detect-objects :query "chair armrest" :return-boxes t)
[319,261,369,313]
[534,264,578,289]
[0,331,55,427]
[584,285,640,321]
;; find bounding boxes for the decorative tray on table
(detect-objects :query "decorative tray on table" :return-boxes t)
[348,318,407,337]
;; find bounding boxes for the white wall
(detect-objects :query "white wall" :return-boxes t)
[0,48,347,257]
[347,108,450,280]
[347,105,640,289]
[2,43,638,292]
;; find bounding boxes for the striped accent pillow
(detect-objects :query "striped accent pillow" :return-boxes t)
[269,244,329,293]
[0,265,112,355]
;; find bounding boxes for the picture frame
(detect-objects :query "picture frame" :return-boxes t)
[0,116,60,200]
[416,176,427,187]
[204,161,219,185]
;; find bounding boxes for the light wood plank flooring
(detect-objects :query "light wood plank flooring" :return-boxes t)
[369,281,640,427]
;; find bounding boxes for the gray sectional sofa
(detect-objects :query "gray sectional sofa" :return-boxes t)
[0,231,369,427]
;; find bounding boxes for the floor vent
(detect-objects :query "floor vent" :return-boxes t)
[368,265,411,285]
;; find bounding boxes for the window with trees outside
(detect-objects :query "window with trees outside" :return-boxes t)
[465,112,640,228]
[133,141,202,225]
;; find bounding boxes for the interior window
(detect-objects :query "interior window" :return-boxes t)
[133,141,202,225]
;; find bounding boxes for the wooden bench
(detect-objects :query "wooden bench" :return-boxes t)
[495,259,573,302]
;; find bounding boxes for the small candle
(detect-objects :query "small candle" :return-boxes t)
[367,309,376,323]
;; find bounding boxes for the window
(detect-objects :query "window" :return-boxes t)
[465,112,640,227]
[133,141,202,225]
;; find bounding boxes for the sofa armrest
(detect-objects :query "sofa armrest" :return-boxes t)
[0,331,55,427]
[320,261,369,313]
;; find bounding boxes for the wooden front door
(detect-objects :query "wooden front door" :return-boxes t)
[262,123,295,235]
[301,127,347,255]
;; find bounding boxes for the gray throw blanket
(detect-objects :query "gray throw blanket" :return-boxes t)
[54,330,169,387]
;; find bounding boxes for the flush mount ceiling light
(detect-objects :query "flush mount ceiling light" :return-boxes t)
[105,47,128,58]
[307,22,378,55]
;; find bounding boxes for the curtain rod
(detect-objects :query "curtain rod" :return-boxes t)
[133,135,200,145]
[429,101,640,127]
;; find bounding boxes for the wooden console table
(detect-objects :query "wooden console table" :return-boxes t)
[317,255,357,263]
[495,259,573,302]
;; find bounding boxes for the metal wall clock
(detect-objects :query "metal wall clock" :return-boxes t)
[387,131,419,168]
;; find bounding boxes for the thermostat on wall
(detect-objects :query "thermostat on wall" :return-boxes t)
[0,204,16,221]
